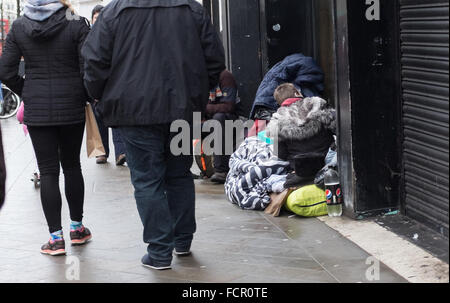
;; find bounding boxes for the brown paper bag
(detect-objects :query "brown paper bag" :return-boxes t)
[85,103,106,158]
[265,188,295,217]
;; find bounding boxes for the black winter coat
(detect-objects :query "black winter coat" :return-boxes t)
[0,8,90,126]
[0,125,5,210]
[81,0,226,127]
[278,128,334,170]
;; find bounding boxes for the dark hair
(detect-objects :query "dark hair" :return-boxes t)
[91,5,104,20]
[274,83,301,106]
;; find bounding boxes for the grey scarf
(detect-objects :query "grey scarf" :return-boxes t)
[24,0,65,21]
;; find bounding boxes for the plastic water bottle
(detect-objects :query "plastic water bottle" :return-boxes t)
[324,168,343,217]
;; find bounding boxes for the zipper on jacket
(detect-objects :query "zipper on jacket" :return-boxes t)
[47,43,53,122]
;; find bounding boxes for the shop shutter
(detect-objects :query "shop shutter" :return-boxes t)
[400,0,449,236]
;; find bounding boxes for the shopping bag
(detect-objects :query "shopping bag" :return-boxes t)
[85,103,106,158]
[16,101,28,135]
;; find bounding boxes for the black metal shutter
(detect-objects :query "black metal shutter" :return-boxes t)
[400,0,449,237]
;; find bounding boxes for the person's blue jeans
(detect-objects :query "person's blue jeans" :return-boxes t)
[93,104,126,159]
[119,125,196,264]
[111,128,126,158]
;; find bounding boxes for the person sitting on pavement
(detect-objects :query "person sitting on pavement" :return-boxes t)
[266,83,336,172]
[247,54,324,137]
[204,69,239,184]
[274,83,304,108]
[90,4,127,166]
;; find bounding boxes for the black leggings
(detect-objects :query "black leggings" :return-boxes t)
[28,123,85,233]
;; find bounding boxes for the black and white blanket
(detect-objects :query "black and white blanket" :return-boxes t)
[225,137,290,210]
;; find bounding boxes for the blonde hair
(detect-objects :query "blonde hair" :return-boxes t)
[60,0,75,13]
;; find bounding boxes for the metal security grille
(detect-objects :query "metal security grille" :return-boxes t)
[400,0,449,237]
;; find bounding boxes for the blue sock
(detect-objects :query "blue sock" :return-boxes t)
[50,230,63,241]
[70,221,83,231]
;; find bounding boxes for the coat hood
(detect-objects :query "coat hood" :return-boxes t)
[266,97,336,141]
[22,8,68,41]
[24,0,65,21]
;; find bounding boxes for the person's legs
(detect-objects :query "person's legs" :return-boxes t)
[28,126,62,233]
[28,126,66,255]
[93,104,110,160]
[112,128,127,165]
[58,123,85,224]
[119,125,174,266]
[211,112,237,173]
[58,123,92,245]
[165,138,196,253]
[209,113,237,183]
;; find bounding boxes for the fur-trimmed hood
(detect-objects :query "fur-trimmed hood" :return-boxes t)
[266,97,336,141]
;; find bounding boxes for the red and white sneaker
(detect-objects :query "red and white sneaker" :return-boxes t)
[70,226,92,246]
[40,239,66,256]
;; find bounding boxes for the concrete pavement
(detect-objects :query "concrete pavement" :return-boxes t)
[0,117,407,283]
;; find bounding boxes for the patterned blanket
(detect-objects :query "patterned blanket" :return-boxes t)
[225,137,290,210]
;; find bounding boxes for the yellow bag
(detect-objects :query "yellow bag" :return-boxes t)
[285,185,328,217]
[85,103,106,158]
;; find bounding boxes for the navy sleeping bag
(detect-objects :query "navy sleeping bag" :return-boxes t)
[250,53,324,119]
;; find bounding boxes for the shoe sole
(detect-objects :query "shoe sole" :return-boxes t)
[174,251,191,256]
[210,179,225,184]
[142,264,172,270]
[96,157,108,164]
[40,249,66,256]
[116,158,126,166]
[71,234,92,246]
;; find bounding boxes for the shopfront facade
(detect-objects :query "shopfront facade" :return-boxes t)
[204,0,449,237]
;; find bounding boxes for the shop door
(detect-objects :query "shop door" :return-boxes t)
[261,0,316,71]
[400,0,449,237]
[209,0,318,117]
[346,0,402,215]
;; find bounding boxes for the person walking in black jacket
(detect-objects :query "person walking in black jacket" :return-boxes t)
[0,124,5,210]
[82,0,225,270]
[0,0,92,256]
[90,5,127,166]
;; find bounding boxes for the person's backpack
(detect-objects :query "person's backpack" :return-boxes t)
[285,185,328,217]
